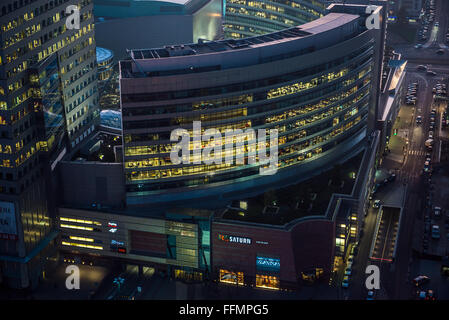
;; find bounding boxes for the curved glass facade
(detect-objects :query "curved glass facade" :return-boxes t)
[223,0,326,38]
[119,10,381,204]
[96,47,114,82]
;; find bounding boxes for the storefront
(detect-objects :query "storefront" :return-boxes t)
[218,269,244,285]
[212,223,292,289]
[173,268,203,282]
[255,274,280,290]
[58,207,213,280]
[212,218,335,290]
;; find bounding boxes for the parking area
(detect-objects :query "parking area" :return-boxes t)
[419,168,449,256]
[410,259,449,299]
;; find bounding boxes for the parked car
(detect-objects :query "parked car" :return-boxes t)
[344,266,352,276]
[417,65,427,71]
[432,225,440,239]
[424,161,431,172]
[434,206,442,218]
[342,276,349,288]
[347,255,354,264]
[418,291,427,300]
[351,242,359,256]
[416,115,423,124]
[426,289,436,300]
[373,199,381,208]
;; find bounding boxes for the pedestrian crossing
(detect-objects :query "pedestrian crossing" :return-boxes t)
[407,150,427,156]
[396,170,420,182]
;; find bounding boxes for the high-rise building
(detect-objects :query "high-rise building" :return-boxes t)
[0,0,99,289]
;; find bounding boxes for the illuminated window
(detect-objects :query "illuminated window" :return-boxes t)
[69,236,94,242]
[60,224,93,231]
[60,217,101,225]
[219,269,244,285]
[255,274,280,290]
[61,241,103,250]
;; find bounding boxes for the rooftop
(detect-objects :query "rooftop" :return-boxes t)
[126,13,358,61]
[96,47,114,63]
[219,151,364,225]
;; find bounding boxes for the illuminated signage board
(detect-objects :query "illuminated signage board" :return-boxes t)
[0,201,17,240]
[110,239,126,254]
[108,222,118,233]
[111,240,124,246]
[218,234,251,245]
[256,256,280,271]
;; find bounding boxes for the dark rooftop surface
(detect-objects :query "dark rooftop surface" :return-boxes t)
[71,132,122,163]
[221,151,364,225]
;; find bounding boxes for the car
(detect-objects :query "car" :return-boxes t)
[388,173,396,182]
[415,44,423,49]
[431,108,437,114]
[342,276,349,288]
[427,71,437,76]
[418,291,427,300]
[373,199,381,208]
[417,65,427,71]
[432,225,440,239]
[351,242,359,255]
[347,255,354,264]
[429,131,433,139]
[426,289,436,300]
[367,291,374,300]
[424,161,430,172]
[344,266,352,276]
[416,116,423,124]
[434,206,442,218]
[413,275,430,287]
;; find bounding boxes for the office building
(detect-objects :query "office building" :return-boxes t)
[119,4,385,207]
[0,0,99,289]
[223,0,326,38]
